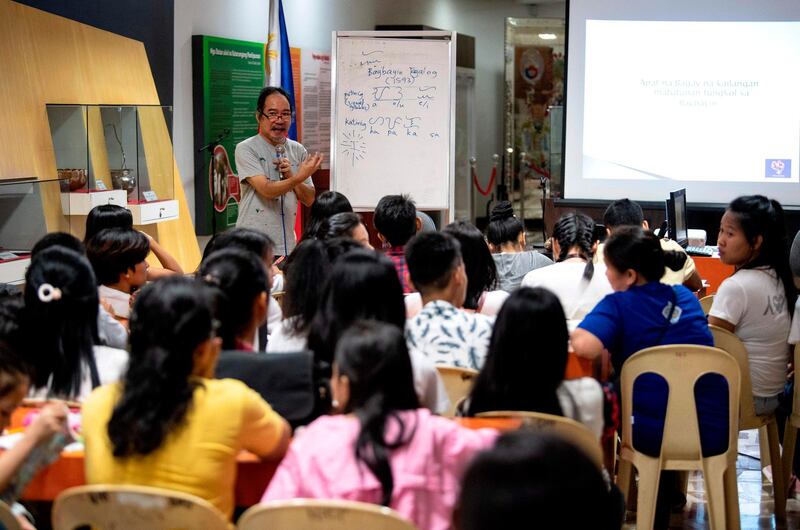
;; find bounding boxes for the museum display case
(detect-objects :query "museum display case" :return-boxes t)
[504,18,565,239]
[46,104,177,224]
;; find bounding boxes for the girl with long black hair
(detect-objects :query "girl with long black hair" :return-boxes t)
[82,276,289,519]
[709,195,796,415]
[24,246,128,401]
[263,320,496,530]
[464,287,603,438]
[306,249,449,413]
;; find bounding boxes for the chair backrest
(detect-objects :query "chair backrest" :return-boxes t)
[237,499,418,530]
[699,294,715,316]
[475,410,604,469]
[791,343,800,424]
[52,485,229,530]
[435,365,478,417]
[215,350,319,427]
[709,324,758,425]
[620,344,740,463]
[0,501,22,530]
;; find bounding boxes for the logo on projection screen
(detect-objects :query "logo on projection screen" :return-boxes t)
[765,159,791,178]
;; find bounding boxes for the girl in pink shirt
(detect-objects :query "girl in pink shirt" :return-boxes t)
[262,320,497,530]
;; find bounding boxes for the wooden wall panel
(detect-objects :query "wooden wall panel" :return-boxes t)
[0,0,200,270]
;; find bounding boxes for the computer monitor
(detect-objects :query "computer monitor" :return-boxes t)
[666,188,688,247]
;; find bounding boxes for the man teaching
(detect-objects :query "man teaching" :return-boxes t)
[235,86,323,256]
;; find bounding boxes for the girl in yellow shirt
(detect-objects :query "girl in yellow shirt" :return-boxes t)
[82,276,290,518]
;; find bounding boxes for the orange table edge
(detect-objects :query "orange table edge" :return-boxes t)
[16,417,512,506]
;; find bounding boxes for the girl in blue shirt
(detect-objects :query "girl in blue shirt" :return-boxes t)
[571,226,727,528]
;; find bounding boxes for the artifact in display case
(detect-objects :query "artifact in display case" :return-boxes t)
[46,104,128,214]
[46,104,178,224]
[99,105,177,225]
[0,176,71,285]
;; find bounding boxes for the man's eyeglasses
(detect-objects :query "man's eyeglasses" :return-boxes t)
[259,110,293,121]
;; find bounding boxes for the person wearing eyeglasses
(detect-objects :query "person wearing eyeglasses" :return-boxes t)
[235,86,323,256]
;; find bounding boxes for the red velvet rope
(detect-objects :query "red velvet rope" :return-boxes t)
[472,166,497,197]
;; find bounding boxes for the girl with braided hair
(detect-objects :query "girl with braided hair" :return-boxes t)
[486,201,552,292]
[521,212,612,331]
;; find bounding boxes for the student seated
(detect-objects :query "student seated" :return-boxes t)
[596,198,702,291]
[463,287,603,439]
[374,194,419,293]
[321,212,373,249]
[407,222,508,317]
[198,248,270,351]
[30,232,127,350]
[455,430,622,530]
[302,190,353,240]
[24,247,128,401]
[85,204,183,279]
[405,232,494,370]
[486,201,552,292]
[267,239,331,352]
[709,195,795,415]
[86,228,150,322]
[521,213,612,331]
[200,227,279,350]
[263,321,496,530]
[571,226,725,529]
[0,297,69,530]
[82,276,290,520]
[307,249,449,413]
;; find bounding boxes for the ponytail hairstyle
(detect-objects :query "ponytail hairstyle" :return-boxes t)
[467,287,567,417]
[727,195,797,312]
[552,213,596,281]
[198,248,269,350]
[321,212,363,241]
[23,247,100,399]
[334,320,419,506]
[107,276,216,457]
[443,221,498,310]
[486,201,525,248]
[604,225,687,283]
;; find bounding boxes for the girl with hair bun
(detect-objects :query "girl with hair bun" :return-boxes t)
[82,276,290,519]
[486,201,552,291]
[709,195,796,415]
[572,225,724,528]
[521,212,611,331]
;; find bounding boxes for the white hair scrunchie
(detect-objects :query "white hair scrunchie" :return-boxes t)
[37,283,62,303]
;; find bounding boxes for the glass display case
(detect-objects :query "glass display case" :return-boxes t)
[504,18,565,241]
[0,176,71,284]
[46,104,177,224]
